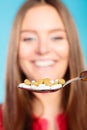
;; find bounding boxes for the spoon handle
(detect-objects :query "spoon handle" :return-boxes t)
[63,71,87,88]
[63,77,81,87]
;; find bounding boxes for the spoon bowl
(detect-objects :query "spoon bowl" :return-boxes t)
[18,70,87,93]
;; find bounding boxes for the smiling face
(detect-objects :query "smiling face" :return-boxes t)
[18,4,69,80]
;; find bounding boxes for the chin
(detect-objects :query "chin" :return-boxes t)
[32,73,59,80]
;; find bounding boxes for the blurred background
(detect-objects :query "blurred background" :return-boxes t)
[0,0,87,103]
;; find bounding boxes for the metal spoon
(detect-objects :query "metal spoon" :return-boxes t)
[18,70,87,93]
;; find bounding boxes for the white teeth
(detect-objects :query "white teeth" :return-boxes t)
[35,60,55,67]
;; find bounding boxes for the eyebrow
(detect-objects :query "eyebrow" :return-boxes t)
[20,28,66,34]
[49,28,66,33]
[20,30,36,34]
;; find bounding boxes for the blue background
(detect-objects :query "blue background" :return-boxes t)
[0,0,87,103]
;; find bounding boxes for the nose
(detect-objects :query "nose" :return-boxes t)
[35,39,51,55]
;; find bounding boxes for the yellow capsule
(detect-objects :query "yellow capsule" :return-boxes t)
[52,82,58,86]
[53,79,59,85]
[58,79,65,85]
[32,82,39,86]
[37,79,44,84]
[45,82,52,86]
[43,78,51,86]
[24,79,31,85]
[43,78,50,83]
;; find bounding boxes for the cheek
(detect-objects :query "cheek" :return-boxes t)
[18,43,32,59]
[55,41,69,58]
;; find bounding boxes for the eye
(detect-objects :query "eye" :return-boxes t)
[51,36,64,41]
[23,37,36,42]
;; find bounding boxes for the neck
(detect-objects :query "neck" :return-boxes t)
[33,90,63,118]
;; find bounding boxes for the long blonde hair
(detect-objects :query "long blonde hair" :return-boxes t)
[3,0,87,130]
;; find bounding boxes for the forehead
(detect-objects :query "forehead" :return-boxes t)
[21,4,65,30]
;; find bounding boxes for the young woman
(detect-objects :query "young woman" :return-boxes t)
[0,0,87,130]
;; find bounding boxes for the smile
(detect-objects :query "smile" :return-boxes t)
[32,60,56,67]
